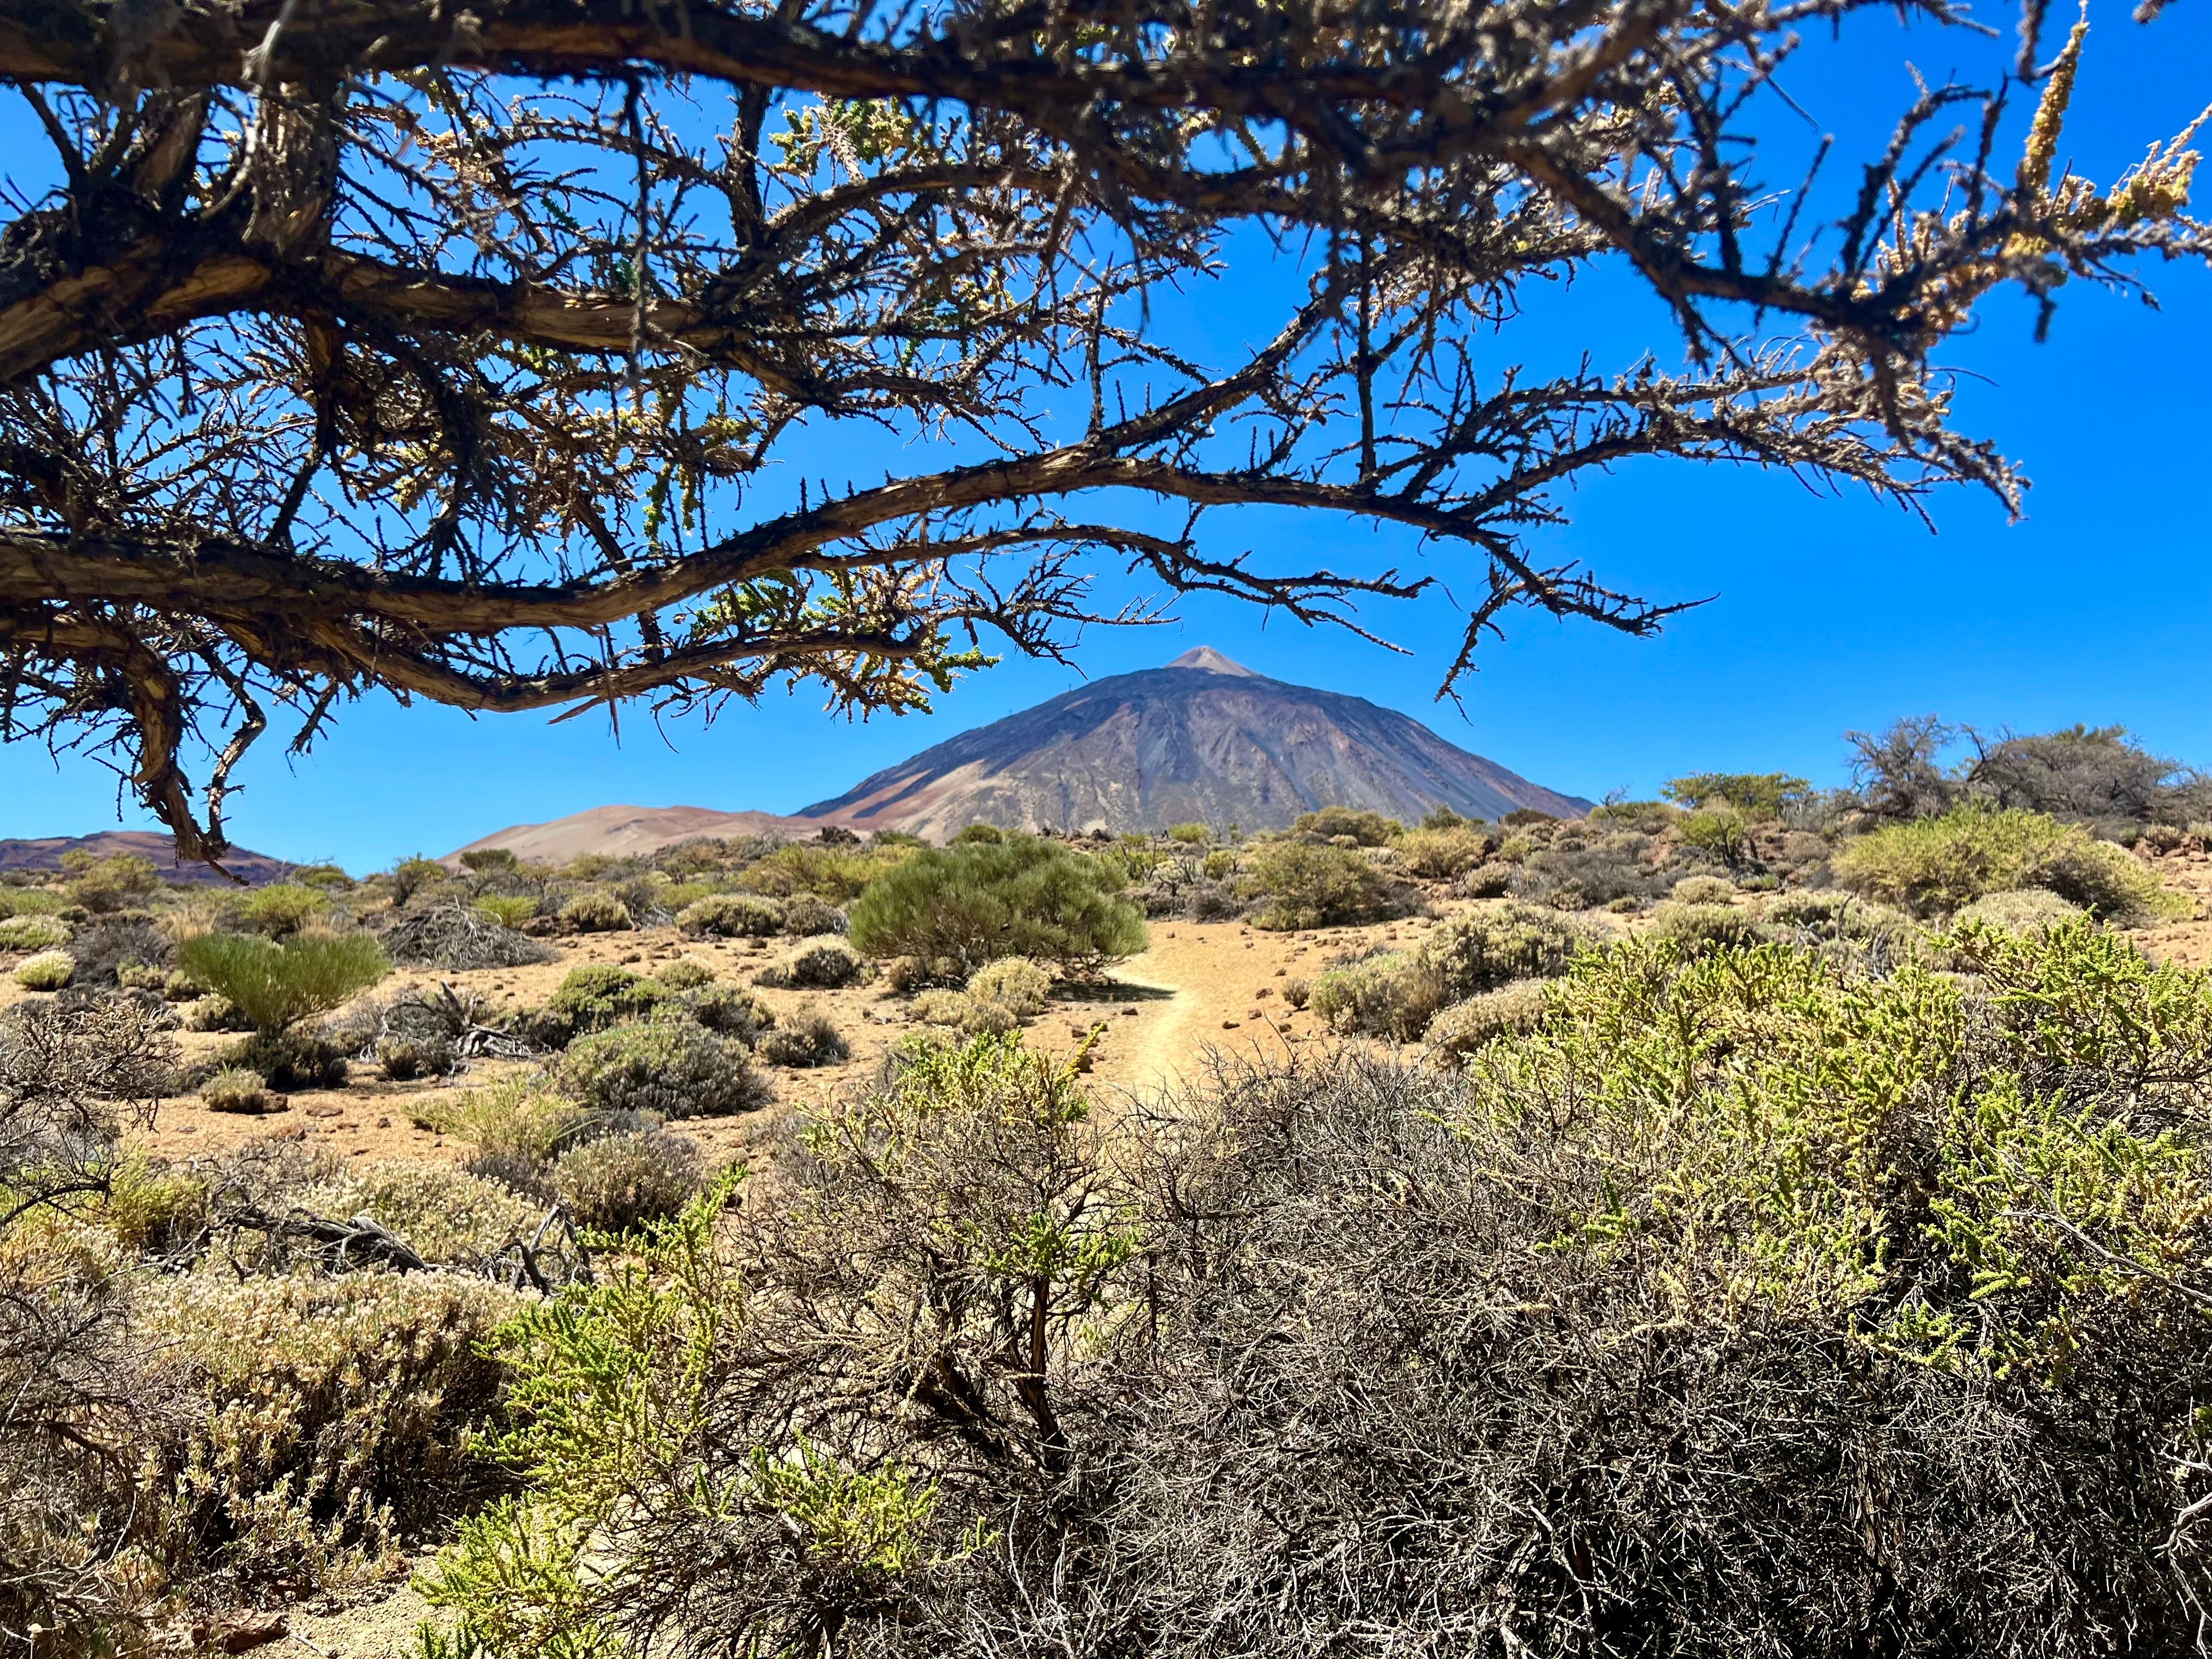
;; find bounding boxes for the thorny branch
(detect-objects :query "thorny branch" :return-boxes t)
[0,0,2204,860]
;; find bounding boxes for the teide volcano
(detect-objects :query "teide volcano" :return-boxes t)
[798,647,1592,839]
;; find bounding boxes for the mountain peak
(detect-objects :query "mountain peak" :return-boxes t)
[1166,645,1259,677]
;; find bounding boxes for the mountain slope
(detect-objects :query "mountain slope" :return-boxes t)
[798,648,1592,838]
[0,831,292,885]
[444,805,831,868]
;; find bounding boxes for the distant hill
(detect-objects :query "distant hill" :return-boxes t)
[800,647,1593,839]
[444,805,830,869]
[0,831,293,886]
[450,648,1591,860]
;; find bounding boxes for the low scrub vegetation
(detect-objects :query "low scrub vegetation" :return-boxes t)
[554,1023,770,1118]
[173,930,390,1034]
[1835,806,2186,921]
[848,834,1146,977]
[1242,840,1406,930]
[419,917,2212,1655]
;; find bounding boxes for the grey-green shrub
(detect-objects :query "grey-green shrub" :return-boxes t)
[1424,979,1550,1066]
[780,895,847,938]
[754,940,864,990]
[554,1132,705,1232]
[1955,888,2087,936]
[656,958,718,991]
[555,1024,768,1118]
[967,957,1053,1017]
[200,1066,272,1113]
[679,893,786,938]
[1420,903,1589,998]
[755,1002,850,1068]
[1670,874,1737,906]
[1309,952,1451,1041]
[299,1161,537,1263]
[675,983,775,1042]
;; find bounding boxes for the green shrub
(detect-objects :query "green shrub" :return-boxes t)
[460,848,521,874]
[1164,822,1208,845]
[1835,806,2187,921]
[0,915,70,951]
[1281,976,1311,1010]
[174,931,390,1032]
[1396,825,1491,880]
[473,894,539,930]
[1661,771,1810,818]
[1242,842,1401,930]
[679,892,787,938]
[966,957,1053,1018]
[657,958,719,991]
[235,882,327,938]
[538,964,668,1042]
[1676,805,1752,870]
[737,841,909,905]
[559,890,633,933]
[200,1066,273,1114]
[1308,951,1451,1040]
[1419,902,1589,997]
[848,836,1147,974]
[1955,888,2087,935]
[1200,849,1238,881]
[65,850,161,913]
[12,949,72,990]
[952,823,1006,845]
[555,1024,769,1118]
[185,993,250,1031]
[554,1131,706,1232]
[1646,900,1770,953]
[1291,806,1398,845]
[756,1002,850,1067]
[391,854,453,905]
[1424,979,1550,1066]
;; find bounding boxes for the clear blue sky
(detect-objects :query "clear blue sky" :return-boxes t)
[5,8,2209,871]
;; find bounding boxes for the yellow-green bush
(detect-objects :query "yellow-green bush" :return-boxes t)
[13,949,72,990]
[174,930,389,1032]
[1395,825,1491,880]
[234,882,328,937]
[0,915,70,951]
[1308,951,1451,1040]
[679,891,787,938]
[473,894,539,930]
[557,890,633,933]
[1835,806,2186,922]
[555,1024,769,1118]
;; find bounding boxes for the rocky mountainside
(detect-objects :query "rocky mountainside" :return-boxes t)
[799,647,1592,839]
[448,648,1591,859]
[0,831,292,885]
